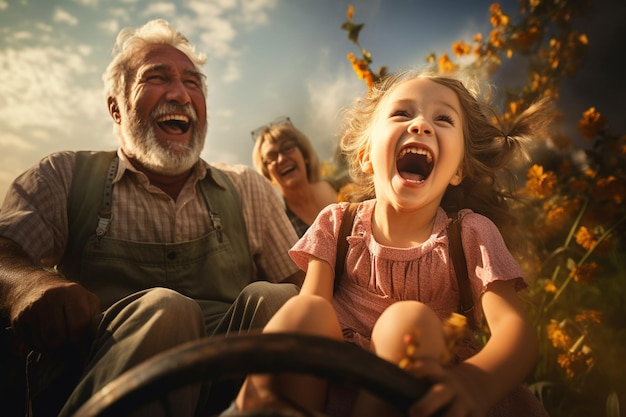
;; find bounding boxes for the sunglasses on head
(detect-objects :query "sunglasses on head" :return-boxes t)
[251,116,292,142]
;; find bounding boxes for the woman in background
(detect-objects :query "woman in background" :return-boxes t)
[252,117,338,237]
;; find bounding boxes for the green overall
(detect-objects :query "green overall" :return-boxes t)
[26,152,298,417]
[58,151,254,331]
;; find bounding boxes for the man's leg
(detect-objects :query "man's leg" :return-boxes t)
[213,281,299,335]
[26,288,207,417]
[205,281,300,414]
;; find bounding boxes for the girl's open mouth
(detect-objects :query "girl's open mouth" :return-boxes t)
[397,145,433,182]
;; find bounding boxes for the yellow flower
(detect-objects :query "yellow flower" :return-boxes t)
[547,321,572,350]
[511,26,540,50]
[319,160,336,179]
[575,226,595,251]
[571,262,601,284]
[577,107,607,140]
[489,28,505,48]
[544,281,558,294]
[568,178,587,193]
[593,176,625,204]
[525,164,557,198]
[438,53,458,74]
[557,350,593,378]
[489,4,510,27]
[346,52,373,88]
[347,5,354,21]
[337,182,361,202]
[452,41,472,57]
[541,198,579,236]
[575,310,602,324]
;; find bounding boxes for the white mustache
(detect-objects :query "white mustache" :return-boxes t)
[152,102,198,123]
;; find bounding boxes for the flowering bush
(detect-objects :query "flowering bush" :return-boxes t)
[340,2,626,416]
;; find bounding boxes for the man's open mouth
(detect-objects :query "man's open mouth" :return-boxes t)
[157,114,191,134]
[396,145,434,182]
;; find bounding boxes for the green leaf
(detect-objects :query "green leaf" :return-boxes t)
[607,391,621,417]
[347,23,364,43]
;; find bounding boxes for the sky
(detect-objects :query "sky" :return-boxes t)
[0,0,624,201]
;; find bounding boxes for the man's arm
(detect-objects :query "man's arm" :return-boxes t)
[0,237,100,352]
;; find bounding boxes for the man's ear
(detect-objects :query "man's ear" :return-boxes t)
[358,147,373,173]
[108,97,121,124]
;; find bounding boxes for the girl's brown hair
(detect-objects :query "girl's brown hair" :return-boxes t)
[340,69,552,251]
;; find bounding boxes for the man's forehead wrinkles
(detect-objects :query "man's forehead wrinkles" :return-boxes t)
[137,64,202,79]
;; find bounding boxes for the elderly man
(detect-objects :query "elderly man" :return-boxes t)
[0,19,303,417]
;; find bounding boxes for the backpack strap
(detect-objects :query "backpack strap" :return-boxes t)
[447,214,477,329]
[334,203,359,290]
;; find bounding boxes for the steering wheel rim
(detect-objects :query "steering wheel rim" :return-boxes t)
[72,333,430,417]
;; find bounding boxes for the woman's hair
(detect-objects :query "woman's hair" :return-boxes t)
[102,19,207,101]
[252,123,322,183]
[340,69,552,248]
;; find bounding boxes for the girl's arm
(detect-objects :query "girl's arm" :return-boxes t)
[409,280,538,416]
[299,257,335,302]
[456,279,539,410]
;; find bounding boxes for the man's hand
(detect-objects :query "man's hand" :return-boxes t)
[11,279,100,352]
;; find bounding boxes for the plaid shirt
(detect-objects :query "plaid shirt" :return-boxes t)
[0,149,300,282]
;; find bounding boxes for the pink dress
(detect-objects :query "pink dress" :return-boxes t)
[289,200,548,417]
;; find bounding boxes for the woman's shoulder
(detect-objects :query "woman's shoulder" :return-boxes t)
[313,180,339,203]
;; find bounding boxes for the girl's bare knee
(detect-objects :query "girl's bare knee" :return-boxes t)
[263,294,342,338]
[371,301,445,362]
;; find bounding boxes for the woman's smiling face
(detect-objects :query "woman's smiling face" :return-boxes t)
[260,137,308,189]
[361,77,465,212]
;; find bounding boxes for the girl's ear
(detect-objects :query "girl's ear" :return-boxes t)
[108,97,121,124]
[358,147,373,173]
[449,165,463,186]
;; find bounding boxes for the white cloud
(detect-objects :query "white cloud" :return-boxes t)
[35,22,54,33]
[239,0,278,27]
[199,17,237,58]
[142,2,176,17]
[0,46,101,132]
[77,44,92,56]
[99,19,120,34]
[11,31,33,41]
[0,131,37,152]
[221,59,241,83]
[307,71,362,127]
[53,7,79,26]
[184,0,279,60]
[188,0,234,17]
[305,68,365,157]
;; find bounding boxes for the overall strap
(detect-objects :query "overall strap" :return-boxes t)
[60,150,118,280]
[447,215,477,329]
[198,167,254,279]
[334,202,359,290]
[333,203,477,329]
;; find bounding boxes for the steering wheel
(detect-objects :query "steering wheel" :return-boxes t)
[72,333,430,417]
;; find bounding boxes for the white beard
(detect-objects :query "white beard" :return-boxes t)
[121,103,206,176]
